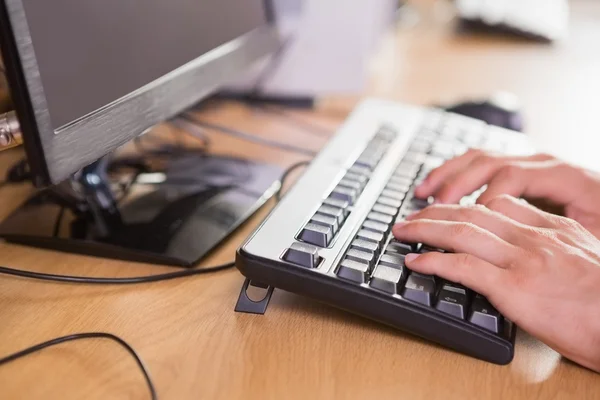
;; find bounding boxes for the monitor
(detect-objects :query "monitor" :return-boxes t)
[0,0,279,185]
[0,0,283,266]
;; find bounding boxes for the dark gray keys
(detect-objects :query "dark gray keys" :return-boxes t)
[331,186,357,204]
[377,196,402,209]
[367,211,394,225]
[345,248,376,267]
[469,295,502,334]
[372,203,398,217]
[299,222,333,247]
[283,242,321,268]
[337,258,370,283]
[362,219,389,234]
[351,238,379,255]
[310,213,339,233]
[370,265,405,294]
[436,283,469,319]
[378,253,405,269]
[317,204,346,225]
[402,273,437,306]
[357,229,385,244]
[386,241,413,255]
[322,197,350,214]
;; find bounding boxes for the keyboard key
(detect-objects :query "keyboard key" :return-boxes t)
[395,164,421,179]
[377,196,402,209]
[348,164,371,177]
[367,211,394,225]
[409,141,431,154]
[317,205,346,225]
[403,152,427,164]
[338,258,370,284]
[378,253,405,269]
[388,175,413,187]
[420,245,444,254]
[386,241,413,255]
[386,181,410,194]
[338,178,363,192]
[410,197,431,210]
[372,203,398,217]
[376,126,398,141]
[381,188,405,201]
[331,186,357,204]
[362,219,390,234]
[344,172,368,188]
[469,295,502,334]
[351,238,380,255]
[357,229,385,244]
[370,265,405,294]
[436,283,469,319]
[346,248,376,267]
[354,156,378,171]
[310,213,339,233]
[300,223,333,247]
[402,273,437,306]
[322,197,350,212]
[283,242,321,268]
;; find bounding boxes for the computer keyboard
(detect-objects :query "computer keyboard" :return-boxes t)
[236,99,535,365]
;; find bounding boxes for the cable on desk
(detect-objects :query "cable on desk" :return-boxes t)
[179,114,318,157]
[274,160,310,201]
[0,261,235,285]
[0,332,157,400]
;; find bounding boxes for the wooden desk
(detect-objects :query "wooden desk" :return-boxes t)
[1,1,599,399]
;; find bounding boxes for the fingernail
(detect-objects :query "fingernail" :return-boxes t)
[405,253,420,263]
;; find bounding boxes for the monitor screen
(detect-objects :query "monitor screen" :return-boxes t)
[0,0,277,184]
[21,0,269,129]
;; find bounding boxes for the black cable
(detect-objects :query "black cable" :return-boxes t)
[180,114,318,157]
[275,160,310,201]
[0,261,235,285]
[0,332,157,400]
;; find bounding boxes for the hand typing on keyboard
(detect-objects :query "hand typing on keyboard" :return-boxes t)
[414,149,600,240]
[394,152,600,373]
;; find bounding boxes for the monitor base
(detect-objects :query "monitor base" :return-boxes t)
[0,154,282,267]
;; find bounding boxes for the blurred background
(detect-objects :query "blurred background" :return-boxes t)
[1,0,598,166]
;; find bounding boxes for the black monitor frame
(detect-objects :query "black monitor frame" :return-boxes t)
[0,0,279,186]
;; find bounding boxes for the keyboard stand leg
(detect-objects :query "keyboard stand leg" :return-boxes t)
[234,278,274,315]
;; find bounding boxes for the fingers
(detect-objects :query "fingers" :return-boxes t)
[476,160,585,206]
[392,219,517,268]
[415,149,482,199]
[404,252,507,300]
[481,194,555,228]
[415,151,555,203]
[406,203,530,243]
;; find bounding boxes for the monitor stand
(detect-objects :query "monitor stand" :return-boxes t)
[0,153,282,266]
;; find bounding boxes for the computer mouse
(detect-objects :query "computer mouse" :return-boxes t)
[443,92,524,132]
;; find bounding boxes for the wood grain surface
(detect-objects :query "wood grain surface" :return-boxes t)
[1,1,600,399]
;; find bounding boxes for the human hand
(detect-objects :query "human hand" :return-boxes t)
[392,196,600,372]
[414,150,600,239]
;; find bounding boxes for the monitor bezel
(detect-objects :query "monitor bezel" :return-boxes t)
[0,0,279,185]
